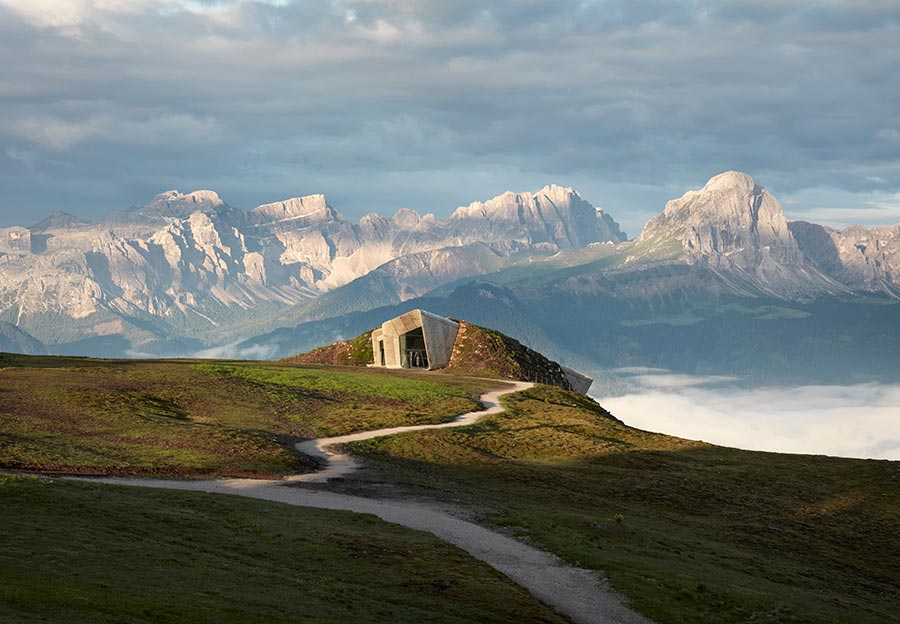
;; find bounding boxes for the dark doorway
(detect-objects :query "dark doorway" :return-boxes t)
[378,339,385,366]
[400,327,428,368]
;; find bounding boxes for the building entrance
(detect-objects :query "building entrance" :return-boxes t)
[400,327,428,368]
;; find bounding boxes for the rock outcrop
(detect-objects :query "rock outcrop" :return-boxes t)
[640,172,800,266]
[790,221,900,296]
[447,184,626,250]
[633,171,849,299]
[285,320,576,391]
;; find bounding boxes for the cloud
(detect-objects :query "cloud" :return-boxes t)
[611,367,738,389]
[596,370,900,460]
[780,187,900,228]
[0,0,899,228]
[10,113,225,152]
[191,340,279,360]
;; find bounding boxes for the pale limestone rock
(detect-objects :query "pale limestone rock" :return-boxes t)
[790,221,900,296]
[0,227,31,255]
[447,184,616,250]
[636,171,844,298]
[251,194,330,222]
[641,171,801,267]
[0,184,628,349]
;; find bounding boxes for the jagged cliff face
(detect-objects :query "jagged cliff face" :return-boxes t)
[789,221,900,296]
[631,171,855,299]
[2,172,897,357]
[639,172,800,266]
[0,185,624,351]
[445,184,622,250]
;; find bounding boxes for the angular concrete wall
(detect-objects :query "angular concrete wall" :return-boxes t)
[560,365,593,394]
[371,309,459,371]
[418,310,459,369]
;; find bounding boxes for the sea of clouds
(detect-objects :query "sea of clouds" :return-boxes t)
[595,368,900,461]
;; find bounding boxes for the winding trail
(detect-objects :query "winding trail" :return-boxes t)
[79,380,651,624]
[290,382,529,483]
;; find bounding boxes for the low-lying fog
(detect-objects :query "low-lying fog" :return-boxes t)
[595,368,900,461]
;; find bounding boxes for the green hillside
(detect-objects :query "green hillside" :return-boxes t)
[1,353,898,623]
[345,385,900,624]
[0,353,489,477]
[0,476,568,624]
[286,321,575,389]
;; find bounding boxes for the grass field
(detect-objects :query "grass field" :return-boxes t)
[0,475,568,624]
[346,385,900,624]
[4,353,898,623]
[0,353,490,477]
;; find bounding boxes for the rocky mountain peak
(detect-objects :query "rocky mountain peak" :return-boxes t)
[643,171,787,238]
[391,208,422,229]
[149,189,223,205]
[700,170,760,195]
[655,171,771,222]
[129,189,227,225]
[183,190,223,207]
[638,171,805,282]
[250,194,339,224]
[789,220,900,296]
[535,184,579,203]
[445,184,612,249]
[30,211,93,232]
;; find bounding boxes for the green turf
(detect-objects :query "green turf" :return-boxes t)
[346,385,900,624]
[0,354,490,477]
[0,475,568,624]
[5,352,898,623]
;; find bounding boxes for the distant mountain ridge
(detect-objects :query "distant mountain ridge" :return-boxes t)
[624,171,859,300]
[0,184,624,355]
[230,172,899,387]
[0,172,897,366]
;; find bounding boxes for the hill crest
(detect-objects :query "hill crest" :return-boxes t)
[284,318,580,391]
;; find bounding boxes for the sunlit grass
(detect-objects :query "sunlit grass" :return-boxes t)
[0,354,490,478]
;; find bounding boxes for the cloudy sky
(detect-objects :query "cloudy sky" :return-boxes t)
[1,0,899,233]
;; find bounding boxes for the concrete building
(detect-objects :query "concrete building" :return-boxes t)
[371,309,460,370]
[560,366,593,394]
[371,309,593,395]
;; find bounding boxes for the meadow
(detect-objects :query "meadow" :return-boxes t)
[2,353,898,623]
[0,475,568,624]
[346,385,900,624]
[0,353,489,477]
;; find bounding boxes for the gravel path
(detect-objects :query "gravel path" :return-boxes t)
[290,381,529,483]
[77,381,652,624]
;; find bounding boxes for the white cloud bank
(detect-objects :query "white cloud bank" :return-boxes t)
[596,371,900,461]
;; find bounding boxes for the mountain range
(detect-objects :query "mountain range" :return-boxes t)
[1,171,897,386]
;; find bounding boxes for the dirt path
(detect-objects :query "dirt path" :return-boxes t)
[289,381,530,483]
[77,381,652,624]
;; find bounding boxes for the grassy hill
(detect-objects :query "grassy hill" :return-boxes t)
[283,329,375,367]
[344,385,900,624]
[0,353,490,477]
[1,353,898,623]
[0,475,568,624]
[285,321,575,389]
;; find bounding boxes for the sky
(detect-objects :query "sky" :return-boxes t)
[1,1,899,235]
[597,368,900,461]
